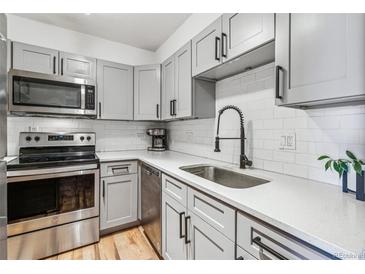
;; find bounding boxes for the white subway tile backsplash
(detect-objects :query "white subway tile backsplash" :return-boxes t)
[7,116,162,155]
[167,64,364,187]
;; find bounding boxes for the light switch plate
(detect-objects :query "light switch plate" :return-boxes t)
[279,131,296,150]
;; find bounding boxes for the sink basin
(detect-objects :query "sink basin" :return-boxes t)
[180,165,270,189]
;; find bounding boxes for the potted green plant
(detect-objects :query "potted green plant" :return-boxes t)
[318,151,364,201]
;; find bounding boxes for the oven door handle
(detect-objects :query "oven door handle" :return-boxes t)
[7,165,99,182]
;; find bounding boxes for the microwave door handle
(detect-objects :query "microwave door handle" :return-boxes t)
[81,86,86,109]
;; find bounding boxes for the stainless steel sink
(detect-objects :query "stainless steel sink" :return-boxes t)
[180,165,270,189]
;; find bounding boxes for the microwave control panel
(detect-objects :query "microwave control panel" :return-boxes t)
[85,85,96,110]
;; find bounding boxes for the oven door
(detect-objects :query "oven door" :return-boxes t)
[7,165,99,236]
[8,69,96,117]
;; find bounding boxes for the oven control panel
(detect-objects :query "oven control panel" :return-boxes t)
[19,132,96,147]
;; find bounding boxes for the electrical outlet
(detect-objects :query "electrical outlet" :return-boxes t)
[279,132,296,150]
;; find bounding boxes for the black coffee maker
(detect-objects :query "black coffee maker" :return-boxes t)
[146,128,167,151]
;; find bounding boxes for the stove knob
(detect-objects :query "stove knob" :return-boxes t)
[80,136,85,141]
[87,136,91,141]
[34,136,40,142]
[25,136,32,142]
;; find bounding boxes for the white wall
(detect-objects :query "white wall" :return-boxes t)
[167,63,365,186]
[7,14,157,66]
[155,13,221,62]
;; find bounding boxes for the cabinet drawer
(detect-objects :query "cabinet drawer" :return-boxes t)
[101,161,137,177]
[188,188,235,241]
[162,174,187,206]
[236,245,256,260]
[237,211,333,260]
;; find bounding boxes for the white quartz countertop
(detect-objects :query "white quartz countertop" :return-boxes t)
[98,150,365,259]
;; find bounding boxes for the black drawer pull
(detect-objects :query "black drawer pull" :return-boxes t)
[252,236,288,260]
[275,66,284,99]
[184,215,191,244]
[179,212,185,239]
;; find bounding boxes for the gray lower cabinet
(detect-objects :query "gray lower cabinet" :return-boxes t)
[161,174,234,260]
[134,64,161,120]
[97,60,133,120]
[222,13,274,62]
[188,211,235,260]
[12,41,58,75]
[162,191,188,260]
[59,52,96,80]
[275,13,365,107]
[100,161,138,231]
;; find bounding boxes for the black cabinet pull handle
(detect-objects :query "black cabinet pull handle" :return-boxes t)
[179,212,185,239]
[172,99,177,116]
[156,104,159,119]
[275,66,284,99]
[61,58,64,75]
[252,236,288,260]
[170,100,173,116]
[102,180,105,198]
[236,256,244,260]
[184,215,191,244]
[53,56,56,74]
[215,36,221,61]
[221,33,227,58]
[98,102,102,118]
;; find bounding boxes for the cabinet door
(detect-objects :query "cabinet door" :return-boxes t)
[222,13,274,62]
[275,14,365,106]
[174,41,192,119]
[162,192,188,260]
[134,64,161,120]
[97,60,133,120]
[161,56,175,120]
[59,52,96,80]
[100,174,138,230]
[192,17,222,76]
[12,42,58,75]
[188,212,235,260]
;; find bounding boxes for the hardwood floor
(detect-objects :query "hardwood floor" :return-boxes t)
[46,226,160,260]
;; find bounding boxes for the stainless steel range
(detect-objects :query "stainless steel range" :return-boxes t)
[6,132,100,259]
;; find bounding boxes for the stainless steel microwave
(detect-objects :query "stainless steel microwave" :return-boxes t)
[8,69,96,117]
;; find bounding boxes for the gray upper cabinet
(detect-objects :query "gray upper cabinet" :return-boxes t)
[162,42,192,120]
[162,41,215,121]
[275,14,365,107]
[192,17,222,76]
[12,42,97,81]
[12,42,58,75]
[97,60,133,120]
[59,52,96,80]
[134,64,161,121]
[174,42,192,119]
[222,13,274,62]
[161,56,175,120]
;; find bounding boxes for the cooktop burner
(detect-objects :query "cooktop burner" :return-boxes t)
[7,132,99,171]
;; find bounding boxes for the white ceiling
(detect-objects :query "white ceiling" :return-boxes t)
[15,13,191,51]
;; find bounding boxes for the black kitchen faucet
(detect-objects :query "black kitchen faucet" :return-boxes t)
[214,105,252,169]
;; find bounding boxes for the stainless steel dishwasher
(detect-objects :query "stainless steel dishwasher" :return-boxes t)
[141,163,161,256]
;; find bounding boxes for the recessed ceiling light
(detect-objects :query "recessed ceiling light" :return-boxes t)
[84,13,91,16]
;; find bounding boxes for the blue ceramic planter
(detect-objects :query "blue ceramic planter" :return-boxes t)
[356,171,365,201]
